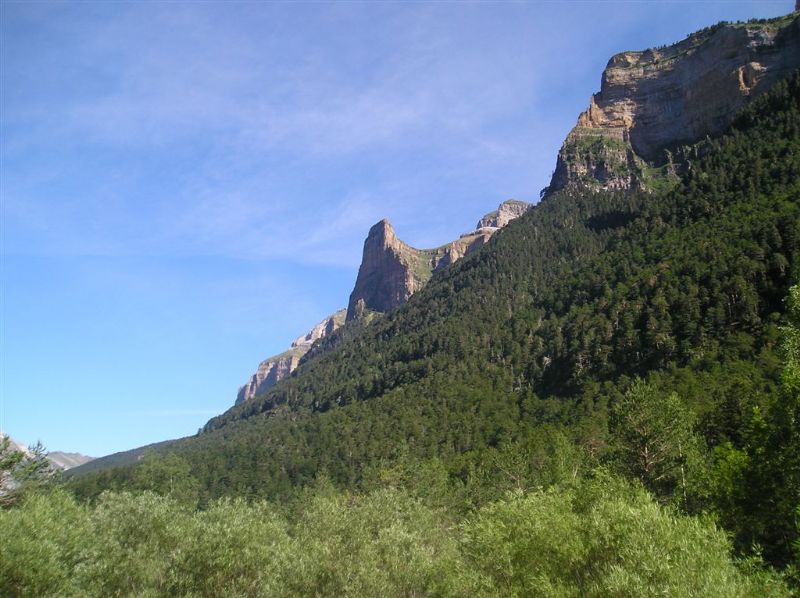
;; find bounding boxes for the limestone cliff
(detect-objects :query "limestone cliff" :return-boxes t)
[550,13,800,192]
[346,199,529,321]
[477,199,530,229]
[345,220,427,321]
[236,309,346,404]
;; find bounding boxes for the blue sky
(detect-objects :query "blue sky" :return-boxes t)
[1,0,792,457]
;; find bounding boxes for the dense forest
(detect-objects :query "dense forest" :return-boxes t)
[3,52,800,598]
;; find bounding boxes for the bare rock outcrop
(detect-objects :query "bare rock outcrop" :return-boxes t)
[346,200,529,321]
[345,220,431,321]
[477,199,530,229]
[236,309,346,404]
[550,13,800,192]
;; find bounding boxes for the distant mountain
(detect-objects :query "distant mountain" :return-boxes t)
[47,451,94,470]
[0,432,93,471]
[0,433,30,456]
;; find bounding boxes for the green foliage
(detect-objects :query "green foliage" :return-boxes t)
[79,491,193,595]
[0,488,89,597]
[166,498,291,597]
[697,284,800,566]
[782,285,800,391]
[131,452,200,506]
[1,479,789,596]
[285,489,470,596]
[610,380,702,504]
[0,438,54,508]
[461,475,786,597]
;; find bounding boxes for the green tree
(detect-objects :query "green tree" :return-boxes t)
[0,488,90,597]
[130,452,200,506]
[460,475,787,597]
[0,437,53,508]
[610,381,701,504]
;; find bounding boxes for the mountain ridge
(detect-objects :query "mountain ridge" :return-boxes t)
[236,310,347,405]
[236,199,530,407]
[346,199,529,322]
[549,13,800,192]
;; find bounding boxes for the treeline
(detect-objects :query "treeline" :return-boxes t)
[66,70,800,578]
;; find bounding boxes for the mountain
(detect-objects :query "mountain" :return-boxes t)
[236,310,347,405]
[0,433,30,456]
[550,13,800,192]
[70,11,800,565]
[0,433,93,471]
[235,199,530,405]
[46,451,94,471]
[347,199,529,321]
[236,199,529,407]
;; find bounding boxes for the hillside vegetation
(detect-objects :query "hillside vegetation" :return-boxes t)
[61,70,800,580]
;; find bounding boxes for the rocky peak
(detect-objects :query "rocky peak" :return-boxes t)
[477,199,530,229]
[47,451,94,470]
[347,200,529,321]
[549,13,800,193]
[237,199,530,405]
[345,219,429,321]
[292,310,345,349]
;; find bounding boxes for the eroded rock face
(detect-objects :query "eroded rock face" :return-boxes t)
[477,199,531,229]
[345,220,430,321]
[236,310,346,404]
[236,352,302,405]
[291,310,345,349]
[550,14,800,192]
[346,200,529,321]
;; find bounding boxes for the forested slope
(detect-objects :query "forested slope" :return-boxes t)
[71,71,800,568]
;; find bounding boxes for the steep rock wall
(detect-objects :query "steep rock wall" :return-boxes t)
[550,14,800,192]
[236,310,346,404]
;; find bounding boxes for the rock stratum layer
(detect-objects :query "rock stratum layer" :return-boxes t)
[346,200,529,321]
[236,310,346,404]
[550,13,800,192]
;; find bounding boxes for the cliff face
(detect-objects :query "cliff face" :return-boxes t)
[477,199,530,229]
[550,14,800,192]
[346,199,529,321]
[236,199,530,405]
[236,309,346,404]
[345,220,428,321]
